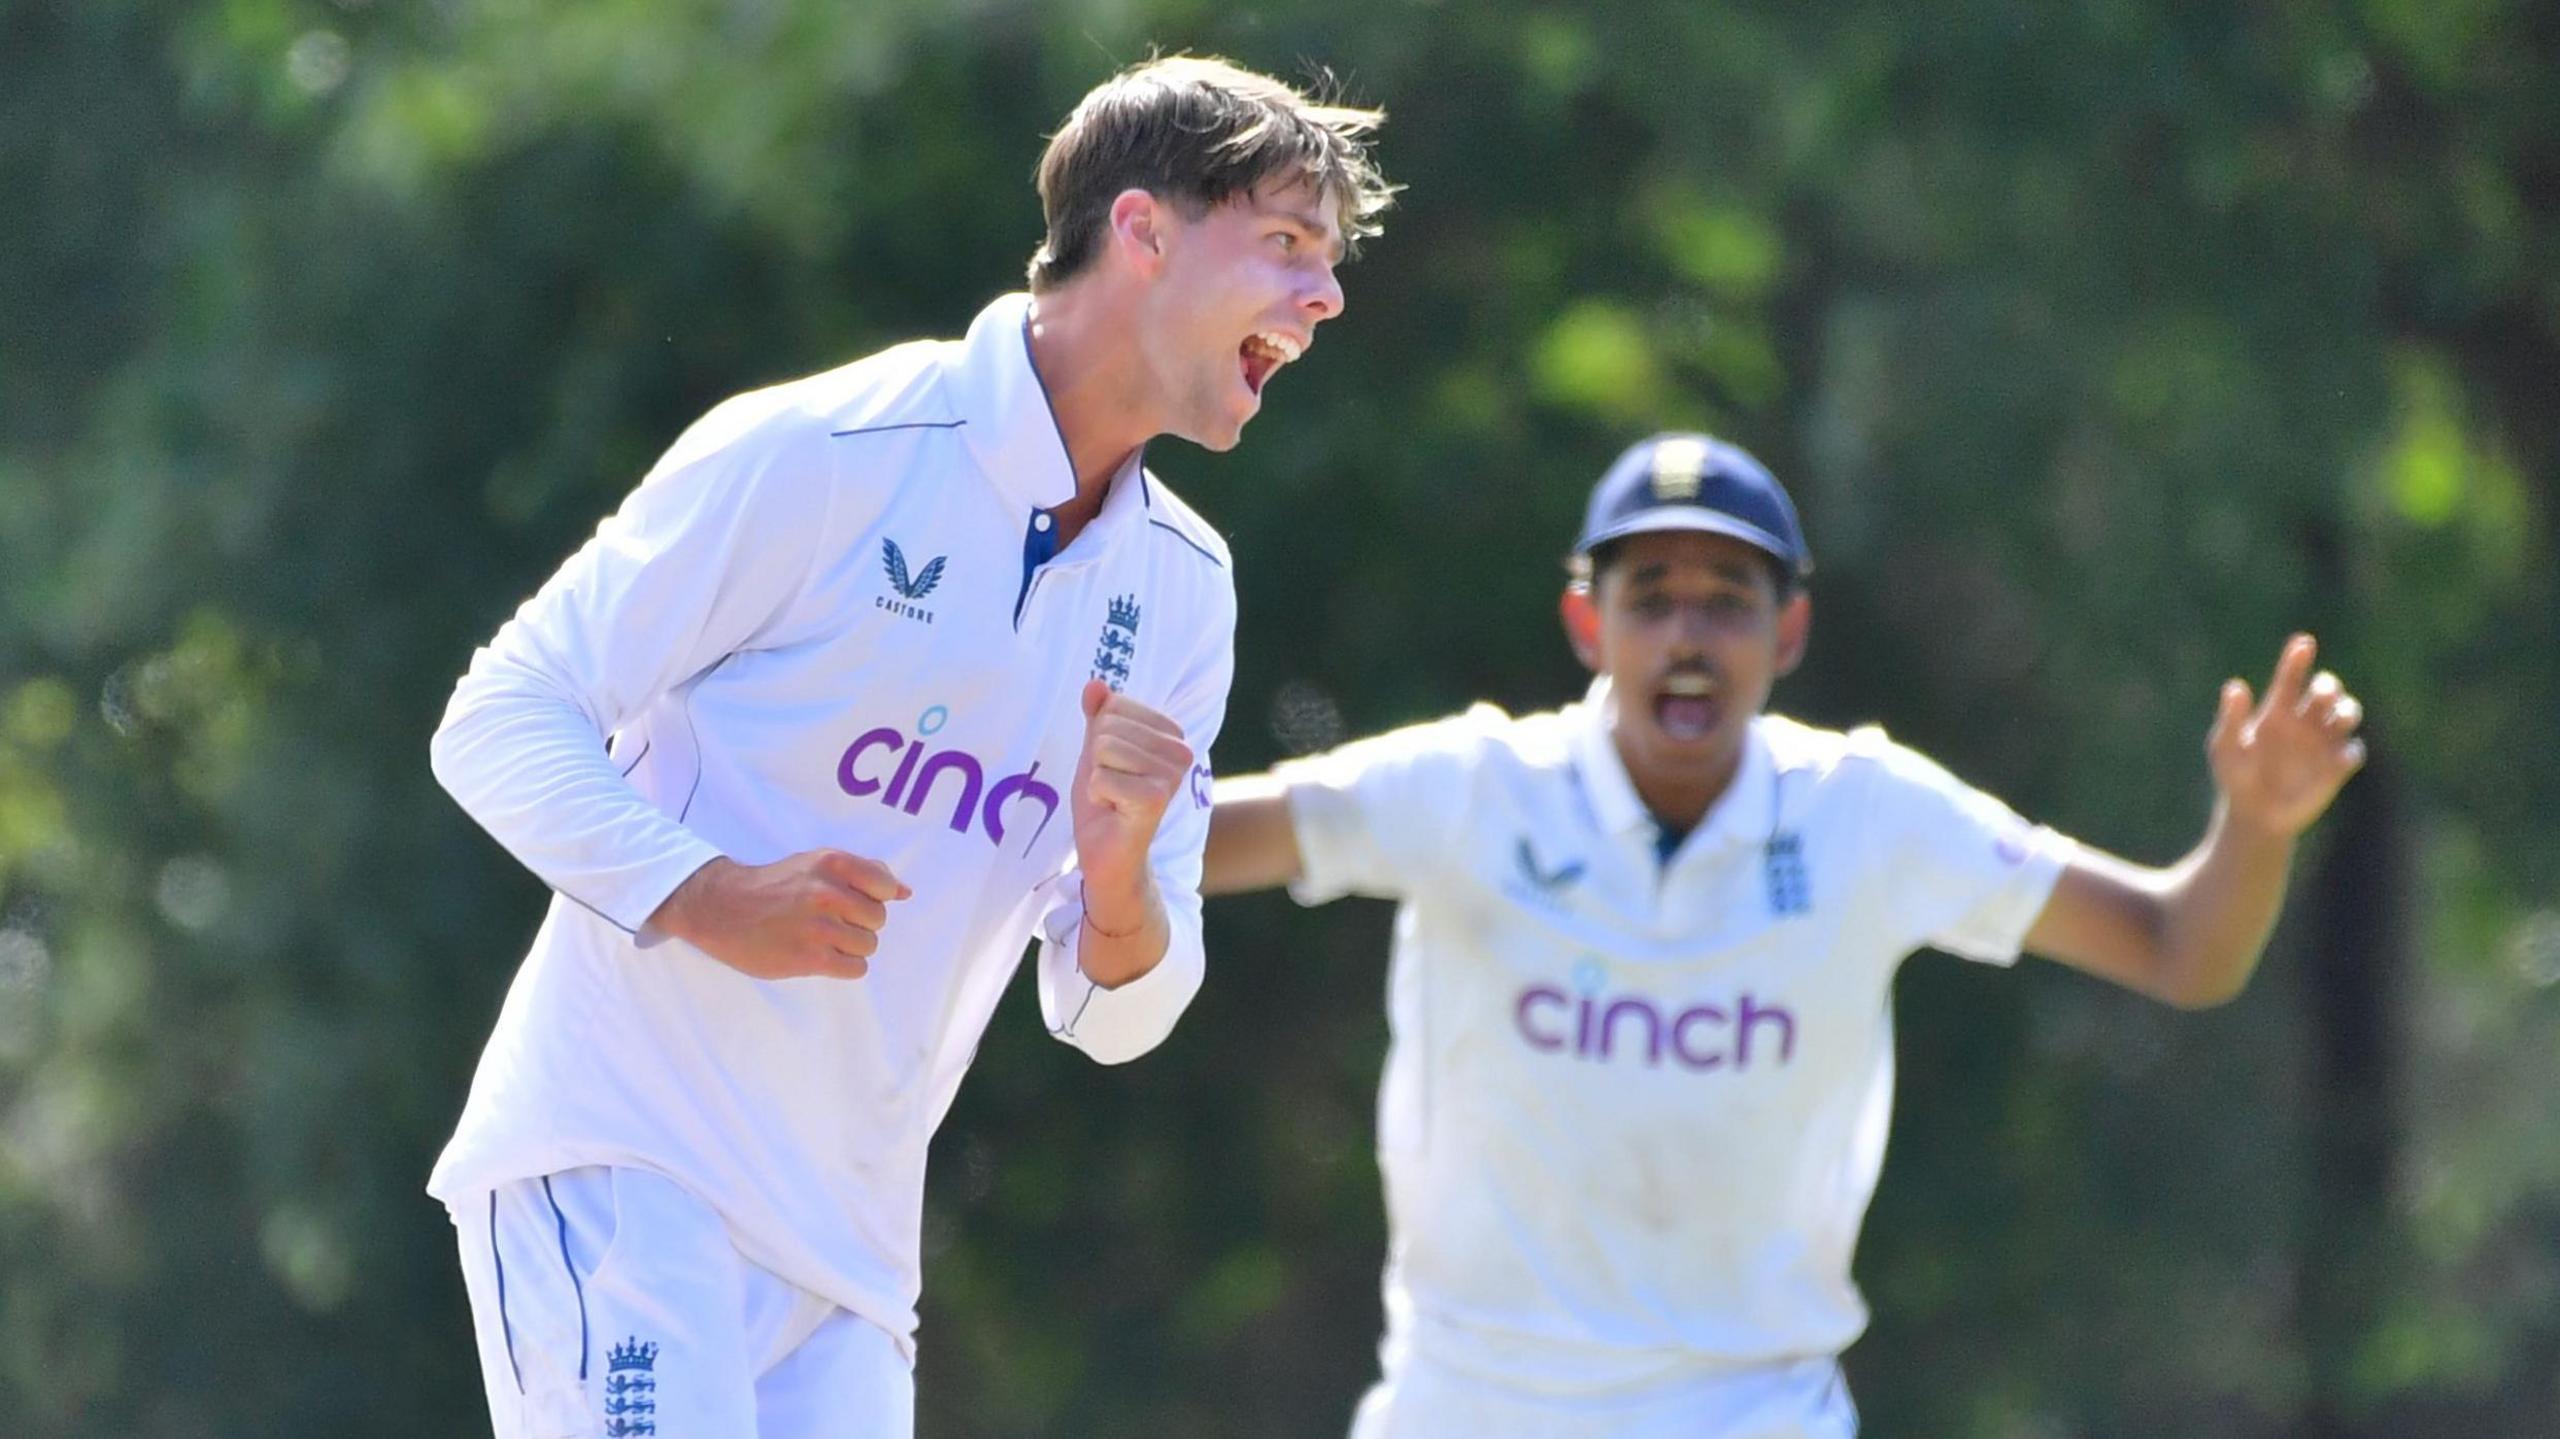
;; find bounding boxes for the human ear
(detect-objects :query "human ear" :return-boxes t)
[1559,584,1604,673]
[1773,592,1812,677]
[1109,189,1166,272]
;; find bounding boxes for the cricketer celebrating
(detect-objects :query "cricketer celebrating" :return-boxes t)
[1205,433,2368,1438]
[426,57,1392,1438]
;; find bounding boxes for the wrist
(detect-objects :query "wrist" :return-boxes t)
[2213,798,2297,849]
[652,856,734,942]
[1081,875,1159,939]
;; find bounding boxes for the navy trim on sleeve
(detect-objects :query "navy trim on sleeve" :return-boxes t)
[830,420,966,438]
[1147,518,1225,568]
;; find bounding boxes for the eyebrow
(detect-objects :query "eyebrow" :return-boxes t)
[1273,207,1347,265]
[1627,559,1763,589]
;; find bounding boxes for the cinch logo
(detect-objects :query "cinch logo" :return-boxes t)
[836,705,1061,853]
[1514,959,1796,1072]
[877,538,946,624]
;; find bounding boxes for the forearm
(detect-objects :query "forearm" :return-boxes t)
[431,666,722,931]
[1201,778,1304,895]
[2028,803,2299,1009]
[2033,634,2362,1008]
[2151,799,2297,1006]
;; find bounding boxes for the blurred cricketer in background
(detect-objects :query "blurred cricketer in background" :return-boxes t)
[425,57,1391,1438]
[1205,433,2367,1438]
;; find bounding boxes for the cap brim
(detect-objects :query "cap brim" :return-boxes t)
[1575,510,1802,574]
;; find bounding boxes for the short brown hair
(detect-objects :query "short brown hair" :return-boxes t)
[1027,55,1395,292]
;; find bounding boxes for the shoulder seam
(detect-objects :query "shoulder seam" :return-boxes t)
[830,418,966,439]
[1147,516,1226,568]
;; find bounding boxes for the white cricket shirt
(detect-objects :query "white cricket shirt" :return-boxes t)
[1278,679,2071,1400]
[426,293,1235,1351]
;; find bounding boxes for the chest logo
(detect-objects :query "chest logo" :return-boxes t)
[1091,594,1141,691]
[878,538,947,623]
[1764,831,1810,917]
[1516,838,1585,893]
[1500,836,1585,912]
[836,705,1063,854]
[1514,976,1798,1073]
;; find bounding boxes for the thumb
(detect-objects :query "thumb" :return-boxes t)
[1081,677,1111,722]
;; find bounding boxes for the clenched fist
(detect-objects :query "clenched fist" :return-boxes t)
[1071,679,1192,933]
[649,849,910,980]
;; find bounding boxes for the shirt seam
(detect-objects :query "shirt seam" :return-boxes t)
[676,654,736,824]
[828,419,965,438]
[1147,516,1226,568]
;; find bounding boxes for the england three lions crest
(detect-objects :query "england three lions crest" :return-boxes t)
[604,1337,659,1437]
[1091,594,1140,692]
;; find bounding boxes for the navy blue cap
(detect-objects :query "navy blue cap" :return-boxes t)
[1573,433,1810,580]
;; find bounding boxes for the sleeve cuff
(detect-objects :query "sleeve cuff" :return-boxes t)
[607,837,730,947]
[1035,895,1206,1065]
[1946,827,2076,966]
[1276,767,1363,907]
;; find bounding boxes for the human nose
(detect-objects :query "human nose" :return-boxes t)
[1671,601,1717,648]
[1302,259,1344,323]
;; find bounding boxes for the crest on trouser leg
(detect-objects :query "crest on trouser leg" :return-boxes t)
[604,1337,659,1437]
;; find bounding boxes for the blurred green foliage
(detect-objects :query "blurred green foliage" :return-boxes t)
[4,0,2556,1433]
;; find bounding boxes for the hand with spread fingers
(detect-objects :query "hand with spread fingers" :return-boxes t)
[2207,633,2368,838]
[1072,679,1195,955]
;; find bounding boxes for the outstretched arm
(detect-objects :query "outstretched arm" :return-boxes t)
[1201,774,1305,896]
[2024,633,2367,1009]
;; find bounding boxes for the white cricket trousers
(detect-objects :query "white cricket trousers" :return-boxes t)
[451,1166,914,1439]
[1348,1345,1859,1439]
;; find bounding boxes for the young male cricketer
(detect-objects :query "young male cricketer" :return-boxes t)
[425,57,1393,1438]
[1205,433,2368,1438]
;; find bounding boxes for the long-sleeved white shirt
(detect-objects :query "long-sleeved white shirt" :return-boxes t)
[1278,681,2070,1409]
[426,293,1234,1351]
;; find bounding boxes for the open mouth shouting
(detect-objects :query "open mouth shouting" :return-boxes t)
[1239,329,1304,397]
[1654,668,1721,743]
